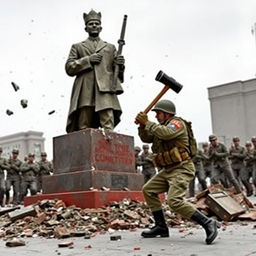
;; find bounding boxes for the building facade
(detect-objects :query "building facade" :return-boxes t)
[208,78,256,146]
[0,131,45,161]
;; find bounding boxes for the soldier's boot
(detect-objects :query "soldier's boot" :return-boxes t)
[191,210,221,244]
[141,209,169,238]
[5,191,10,205]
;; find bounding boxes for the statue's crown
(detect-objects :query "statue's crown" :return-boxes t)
[83,9,101,24]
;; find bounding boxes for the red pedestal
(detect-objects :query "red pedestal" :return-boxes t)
[24,191,145,209]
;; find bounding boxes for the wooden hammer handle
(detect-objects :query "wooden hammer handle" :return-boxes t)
[135,85,170,124]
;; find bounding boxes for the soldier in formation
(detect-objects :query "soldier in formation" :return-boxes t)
[5,149,22,205]
[0,147,9,207]
[37,152,53,192]
[189,148,207,197]
[20,153,39,202]
[140,144,156,183]
[208,135,241,193]
[134,146,142,172]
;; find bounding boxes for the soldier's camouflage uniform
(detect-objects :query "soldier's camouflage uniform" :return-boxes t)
[37,160,53,192]
[0,156,9,206]
[140,151,156,184]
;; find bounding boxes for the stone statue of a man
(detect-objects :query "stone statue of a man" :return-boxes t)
[65,10,125,133]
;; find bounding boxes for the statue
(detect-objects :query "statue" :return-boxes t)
[65,10,125,133]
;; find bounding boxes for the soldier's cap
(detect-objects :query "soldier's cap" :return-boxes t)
[232,136,240,142]
[209,134,217,141]
[12,149,19,154]
[202,142,209,147]
[245,141,252,146]
[28,153,35,158]
[142,144,149,149]
[134,146,141,152]
[41,152,47,156]
[83,9,101,25]
[251,136,256,142]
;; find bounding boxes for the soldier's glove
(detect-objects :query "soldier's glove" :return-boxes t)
[89,53,102,65]
[135,112,148,126]
[114,55,125,66]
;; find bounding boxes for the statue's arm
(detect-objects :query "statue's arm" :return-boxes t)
[65,44,93,76]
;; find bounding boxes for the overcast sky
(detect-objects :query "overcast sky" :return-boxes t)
[1,0,256,158]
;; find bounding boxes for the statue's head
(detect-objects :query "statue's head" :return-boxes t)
[83,9,101,25]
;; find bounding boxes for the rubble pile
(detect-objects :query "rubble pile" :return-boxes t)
[0,185,255,240]
[0,198,186,240]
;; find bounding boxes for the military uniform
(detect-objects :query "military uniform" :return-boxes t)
[134,146,142,172]
[189,149,207,197]
[209,139,241,193]
[20,154,39,201]
[229,142,252,196]
[5,150,22,205]
[244,142,254,195]
[140,145,156,183]
[0,148,9,206]
[201,143,213,184]
[37,153,53,192]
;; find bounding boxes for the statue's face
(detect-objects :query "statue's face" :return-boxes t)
[85,20,102,37]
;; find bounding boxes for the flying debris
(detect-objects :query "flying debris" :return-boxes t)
[48,110,55,115]
[11,82,20,92]
[20,99,28,108]
[6,109,14,116]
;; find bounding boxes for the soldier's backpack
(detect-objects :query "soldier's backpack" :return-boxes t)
[179,118,198,158]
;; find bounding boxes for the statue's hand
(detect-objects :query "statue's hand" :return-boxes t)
[114,55,125,66]
[89,53,102,65]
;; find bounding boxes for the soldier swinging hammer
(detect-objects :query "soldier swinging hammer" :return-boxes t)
[135,71,221,244]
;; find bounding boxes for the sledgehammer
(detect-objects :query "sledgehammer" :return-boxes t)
[135,71,183,123]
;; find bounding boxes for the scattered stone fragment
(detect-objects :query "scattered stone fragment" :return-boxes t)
[8,205,36,222]
[6,109,14,116]
[6,238,25,247]
[110,235,122,241]
[20,99,28,108]
[11,82,20,92]
[48,110,55,115]
[58,241,74,248]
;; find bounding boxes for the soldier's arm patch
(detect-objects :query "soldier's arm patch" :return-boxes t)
[167,120,182,130]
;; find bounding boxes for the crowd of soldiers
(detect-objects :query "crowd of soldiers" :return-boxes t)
[189,135,256,197]
[0,148,53,207]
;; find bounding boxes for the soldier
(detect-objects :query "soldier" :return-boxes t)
[0,147,9,207]
[37,152,53,192]
[65,9,125,133]
[134,146,142,172]
[189,148,207,197]
[244,141,254,196]
[5,149,22,205]
[140,144,156,183]
[201,142,213,184]
[20,153,39,202]
[135,99,220,244]
[208,135,241,193]
[229,136,252,196]
[251,136,256,195]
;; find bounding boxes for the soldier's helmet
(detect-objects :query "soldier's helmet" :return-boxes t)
[251,136,256,142]
[41,152,47,157]
[151,99,176,115]
[134,146,141,152]
[209,134,217,141]
[12,149,19,154]
[28,153,35,158]
[142,144,149,149]
[245,141,252,147]
[202,142,208,147]
[232,136,240,142]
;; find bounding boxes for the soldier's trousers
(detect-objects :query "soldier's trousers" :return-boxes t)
[20,178,37,201]
[0,177,5,205]
[6,176,21,204]
[143,161,196,219]
[252,164,256,187]
[211,164,241,193]
[233,166,253,195]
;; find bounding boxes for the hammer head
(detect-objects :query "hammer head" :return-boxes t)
[155,70,183,93]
